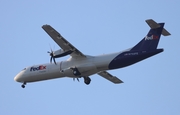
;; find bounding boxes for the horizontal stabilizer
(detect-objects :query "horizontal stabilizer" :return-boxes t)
[162,28,171,36]
[146,19,171,36]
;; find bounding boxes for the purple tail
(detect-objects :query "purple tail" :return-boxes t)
[131,23,164,51]
[131,19,171,51]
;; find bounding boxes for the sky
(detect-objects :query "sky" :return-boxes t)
[1,0,180,115]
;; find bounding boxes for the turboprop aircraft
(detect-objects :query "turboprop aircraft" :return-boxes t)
[14,19,171,88]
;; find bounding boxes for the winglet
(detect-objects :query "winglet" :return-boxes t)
[146,19,171,36]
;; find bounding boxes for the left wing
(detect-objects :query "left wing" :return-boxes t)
[42,25,86,57]
[98,71,123,84]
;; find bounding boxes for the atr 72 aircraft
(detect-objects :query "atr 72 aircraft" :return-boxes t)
[14,19,170,88]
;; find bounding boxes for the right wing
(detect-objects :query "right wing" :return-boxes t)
[97,71,123,84]
[42,25,86,57]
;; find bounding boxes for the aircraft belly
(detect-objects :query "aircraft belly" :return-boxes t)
[78,63,98,77]
[26,71,62,82]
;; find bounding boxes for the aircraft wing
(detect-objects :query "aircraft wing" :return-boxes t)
[42,25,86,57]
[97,71,123,84]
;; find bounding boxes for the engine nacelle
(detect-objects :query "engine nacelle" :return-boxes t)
[53,49,73,58]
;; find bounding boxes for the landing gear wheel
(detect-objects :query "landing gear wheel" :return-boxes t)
[21,85,25,88]
[84,77,91,85]
[21,82,26,88]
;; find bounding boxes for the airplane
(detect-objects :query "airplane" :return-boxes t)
[14,19,171,88]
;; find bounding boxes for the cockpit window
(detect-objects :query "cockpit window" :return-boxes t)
[22,68,26,71]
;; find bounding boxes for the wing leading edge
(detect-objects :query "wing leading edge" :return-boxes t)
[42,25,86,57]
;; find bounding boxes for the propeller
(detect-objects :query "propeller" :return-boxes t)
[47,48,57,65]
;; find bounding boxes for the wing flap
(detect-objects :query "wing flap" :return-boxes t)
[42,25,86,57]
[98,71,123,84]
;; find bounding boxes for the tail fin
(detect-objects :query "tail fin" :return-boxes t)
[131,19,170,51]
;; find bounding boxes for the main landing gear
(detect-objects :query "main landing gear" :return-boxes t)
[83,77,91,85]
[70,67,91,85]
[73,77,91,85]
[21,82,26,88]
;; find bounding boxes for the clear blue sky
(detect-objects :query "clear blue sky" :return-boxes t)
[1,0,180,115]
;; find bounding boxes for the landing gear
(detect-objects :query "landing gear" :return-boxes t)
[73,71,77,75]
[21,82,26,88]
[71,67,81,76]
[73,78,80,82]
[83,77,91,85]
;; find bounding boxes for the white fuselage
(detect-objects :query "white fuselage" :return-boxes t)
[14,51,121,83]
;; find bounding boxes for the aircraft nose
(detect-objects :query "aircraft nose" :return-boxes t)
[14,71,24,82]
[14,75,19,82]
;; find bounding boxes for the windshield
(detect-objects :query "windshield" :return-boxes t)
[22,68,27,71]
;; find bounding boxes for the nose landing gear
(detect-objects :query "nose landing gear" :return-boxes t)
[21,82,26,88]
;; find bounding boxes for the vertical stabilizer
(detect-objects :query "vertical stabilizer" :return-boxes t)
[131,19,170,51]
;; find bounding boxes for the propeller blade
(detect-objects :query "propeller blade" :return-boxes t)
[50,56,53,63]
[53,57,57,65]
[50,48,53,53]
[47,46,57,65]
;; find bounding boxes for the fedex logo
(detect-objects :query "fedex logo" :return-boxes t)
[30,65,46,71]
[145,35,159,40]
